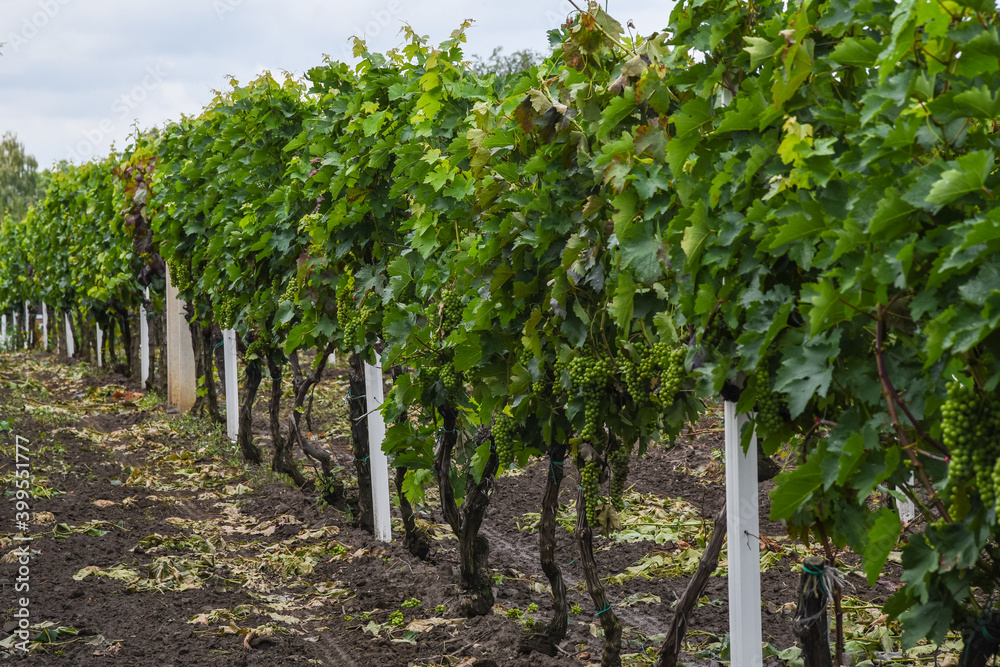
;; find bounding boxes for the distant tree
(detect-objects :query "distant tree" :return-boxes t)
[468,46,546,78]
[0,132,40,221]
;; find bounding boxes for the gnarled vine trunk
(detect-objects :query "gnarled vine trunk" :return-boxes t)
[287,346,336,477]
[348,353,374,533]
[657,503,727,667]
[576,484,622,667]
[435,407,499,617]
[520,442,569,655]
[237,354,263,465]
[266,353,306,487]
[395,466,430,559]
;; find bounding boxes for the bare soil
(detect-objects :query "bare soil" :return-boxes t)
[0,353,896,666]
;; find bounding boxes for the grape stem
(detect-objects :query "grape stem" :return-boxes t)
[875,311,952,523]
[877,355,950,459]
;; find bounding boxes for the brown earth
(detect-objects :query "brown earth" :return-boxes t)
[0,353,899,666]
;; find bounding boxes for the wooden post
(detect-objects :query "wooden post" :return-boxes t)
[41,303,48,351]
[140,288,149,386]
[793,557,833,667]
[24,302,29,349]
[96,324,103,367]
[65,313,75,358]
[223,329,238,442]
[363,358,392,542]
[165,264,197,412]
[725,401,763,667]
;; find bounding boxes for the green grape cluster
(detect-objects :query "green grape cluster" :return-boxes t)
[441,289,463,330]
[609,444,631,511]
[336,276,371,347]
[978,394,1000,515]
[943,382,1000,517]
[215,295,238,329]
[342,305,373,346]
[440,363,461,394]
[171,258,192,293]
[581,460,602,527]
[245,338,265,360]
[652,347,685,408]
[638,341,660,379]
[531,378,548,400]
[944,382,978,505]
[569,355,611,442]
[702,320,728,349]
[280,279,298,305]
[419,366,441,393]
[619,352,648,408]
[494,413,516,470]
[755,364,784,433]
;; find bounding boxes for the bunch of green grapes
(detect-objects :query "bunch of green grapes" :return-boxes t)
[494,413,516,470]
[171,258,192,293]
[944,381,978,510]
[336,276,372,347]
[440,289,463,330]
[569,355,611,442]
[992,456,1000,521]
[755,363,784,434]
[245,338,266,360]
[651,346,685,408]
[701,319,728,349]
[619,344,649,408]
[977,393,1000,513]
[191,260,205,285]
[581,459,602,526]
[279,278,298,305]
[215,295,238,329]
[609,444,631,511]
[941,383,1000,515]
[419,365,441,393]
[440,363,461,394]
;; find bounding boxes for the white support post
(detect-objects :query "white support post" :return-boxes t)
[724,401,762,667]
[12,312,18,350]
[65,313,75,358]
[23,302,29,349]
[1,314,6,351]
[96,323,103,368]
[41,303,48,351]
[364,358,392,542]
[897,474,916,524]
[166,264,197,412]
[140,287,149,386]
[223,329,238,442]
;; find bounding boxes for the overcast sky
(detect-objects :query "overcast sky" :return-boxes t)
[1,0,675,169]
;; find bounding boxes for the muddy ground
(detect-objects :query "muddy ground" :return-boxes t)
[0,353,912,666]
